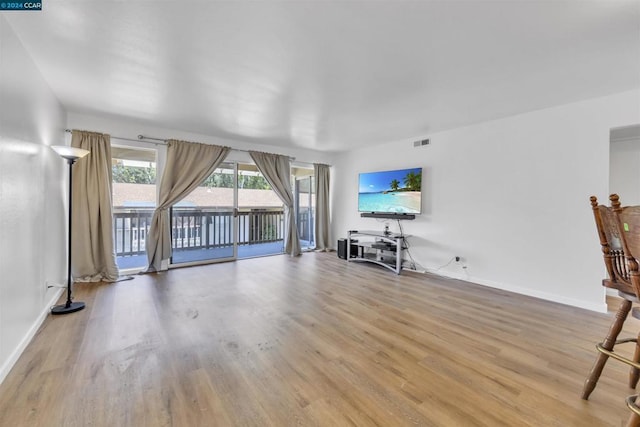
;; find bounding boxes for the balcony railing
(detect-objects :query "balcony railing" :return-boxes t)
[297,206,314,244]
[113,207,288,258]
[114,209,154,257]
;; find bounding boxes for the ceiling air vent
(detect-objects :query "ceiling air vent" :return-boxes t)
[413,139,430,147]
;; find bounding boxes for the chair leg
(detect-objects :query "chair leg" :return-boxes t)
[582,298,632,400]
[627,414,640,427]
[630,332,640,389]
[627,395,640,427]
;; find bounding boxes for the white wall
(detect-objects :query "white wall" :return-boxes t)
[0,16,67,383]
[331,90,640,312]
[610,133,640,204]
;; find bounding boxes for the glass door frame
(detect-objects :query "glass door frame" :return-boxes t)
[294,174,316,251]
[110,141,163,274]
[235,163,285,259]
[169,162,239,268]
[166,158,289,267]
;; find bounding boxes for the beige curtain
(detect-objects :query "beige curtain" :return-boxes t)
[146,140,230,272]
[70,130,119,282]
[314,163,331,251]
[249,151,301,256]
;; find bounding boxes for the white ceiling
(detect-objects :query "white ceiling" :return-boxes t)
[5,1,640,152]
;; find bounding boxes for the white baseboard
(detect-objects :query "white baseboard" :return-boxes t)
[430,270,607,313]
[0,288,64,385]
[605,288,619,297]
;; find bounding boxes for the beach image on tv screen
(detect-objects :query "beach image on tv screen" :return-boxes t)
[358,167,422,214]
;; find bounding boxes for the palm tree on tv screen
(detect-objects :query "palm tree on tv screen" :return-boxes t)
[403,170,422,191]
[390,179,400,191]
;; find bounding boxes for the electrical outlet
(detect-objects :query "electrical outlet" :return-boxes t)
[46,280,64,291]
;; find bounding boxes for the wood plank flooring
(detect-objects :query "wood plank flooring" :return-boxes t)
[0,252,637,426]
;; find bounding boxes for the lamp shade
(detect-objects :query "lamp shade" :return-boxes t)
[51,145,90,161]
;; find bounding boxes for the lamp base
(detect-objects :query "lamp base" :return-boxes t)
[51,301,85,315]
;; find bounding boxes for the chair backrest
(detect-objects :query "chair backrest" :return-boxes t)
[590,195,633,294]
[609,194,640,298]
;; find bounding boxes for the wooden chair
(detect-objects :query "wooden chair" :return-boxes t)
[581,195,640,400]
[609,194,640,425]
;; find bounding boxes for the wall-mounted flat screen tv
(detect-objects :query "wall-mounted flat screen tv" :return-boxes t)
[358,167,422,214]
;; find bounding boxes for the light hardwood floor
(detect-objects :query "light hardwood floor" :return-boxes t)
[0,252,637,426]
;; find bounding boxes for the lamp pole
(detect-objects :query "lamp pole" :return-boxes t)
[51,145,89,315]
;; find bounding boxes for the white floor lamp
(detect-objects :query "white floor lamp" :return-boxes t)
[51,145,90,315]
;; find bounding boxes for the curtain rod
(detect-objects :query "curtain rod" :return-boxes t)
[64,129,299,161]
[65,129,167,146]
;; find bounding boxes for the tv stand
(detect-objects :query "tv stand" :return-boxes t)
[347,230,407,274]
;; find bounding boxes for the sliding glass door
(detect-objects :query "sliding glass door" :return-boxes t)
[236,163,285,259]
[113,151,304,268]
[170,162,237,265]
[169,162,285,266]
[294,171,315,251]
[111,145,157,271]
